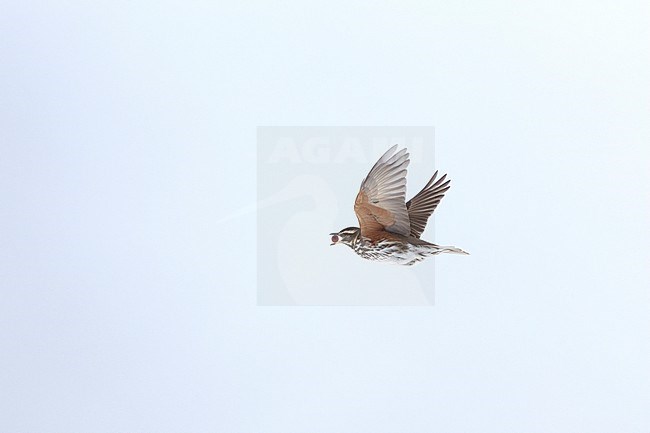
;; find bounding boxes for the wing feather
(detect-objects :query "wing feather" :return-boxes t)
[405,171,451,238]
[354,145,411,236]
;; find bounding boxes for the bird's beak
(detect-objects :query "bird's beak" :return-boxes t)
[329,233,337,246]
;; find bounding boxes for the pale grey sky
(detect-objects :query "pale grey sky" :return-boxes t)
[1,1,649,432]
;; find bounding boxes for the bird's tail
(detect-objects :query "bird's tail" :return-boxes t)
[438,245,469,255]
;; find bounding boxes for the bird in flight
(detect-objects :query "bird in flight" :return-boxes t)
[330,145,468,265]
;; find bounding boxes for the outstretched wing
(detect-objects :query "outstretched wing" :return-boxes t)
[354,145,411,237]
[405,171,450,238]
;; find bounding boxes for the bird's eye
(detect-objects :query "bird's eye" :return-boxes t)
[331,235,339,243]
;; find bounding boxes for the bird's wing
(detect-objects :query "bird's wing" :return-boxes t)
[405,171,450,238]
[354,145,411,237]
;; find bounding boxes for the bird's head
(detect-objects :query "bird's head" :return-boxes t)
[330,227,361,247]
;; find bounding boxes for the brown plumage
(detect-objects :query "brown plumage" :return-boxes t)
[330,145,468,265]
